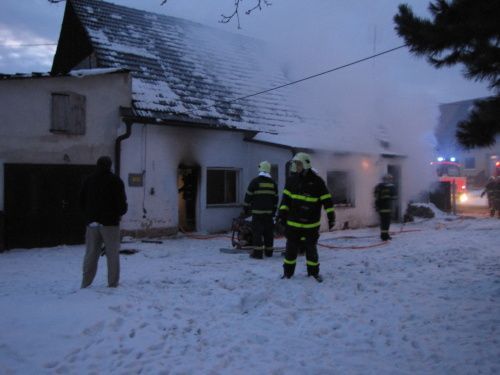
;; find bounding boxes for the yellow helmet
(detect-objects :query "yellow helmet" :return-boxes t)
[292,152,311,170]
[258,161,271,174]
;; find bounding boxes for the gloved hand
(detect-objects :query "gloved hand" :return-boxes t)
[328,220,335,230]
[480,192,485,198]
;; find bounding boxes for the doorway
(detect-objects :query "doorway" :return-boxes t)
[387,164,401,221]
[177,165,199,232]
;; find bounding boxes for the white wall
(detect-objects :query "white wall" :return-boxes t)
[119,125,410,234]
[0,72,131,165]
[119,126,293,233]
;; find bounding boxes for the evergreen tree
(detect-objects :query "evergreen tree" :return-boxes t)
[394,0,500,148]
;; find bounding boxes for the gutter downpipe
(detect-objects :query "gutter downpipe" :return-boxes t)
[115,120,133,177]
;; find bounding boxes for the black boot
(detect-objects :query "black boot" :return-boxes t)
[265,249,273,257]
[282,262,296,278]
[249,250,263,259]
[307,263,320,277]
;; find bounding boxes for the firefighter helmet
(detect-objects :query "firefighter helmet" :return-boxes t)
[292,152,312,170]
[258,161,271,174]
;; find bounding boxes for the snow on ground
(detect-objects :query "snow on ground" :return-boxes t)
[0,215,499,374]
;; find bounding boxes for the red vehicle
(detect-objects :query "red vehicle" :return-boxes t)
[431,160,468,203]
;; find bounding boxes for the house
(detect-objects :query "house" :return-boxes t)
[0,0,408,250]
[435,98,500,188]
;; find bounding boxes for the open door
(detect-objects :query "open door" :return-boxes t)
[178,165,199,232]
[387,165,401,221]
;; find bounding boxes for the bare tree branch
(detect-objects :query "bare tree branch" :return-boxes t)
[219,0,272,28]
[48,0,271,28]
[160,0,271,29]
[245,0,272,15]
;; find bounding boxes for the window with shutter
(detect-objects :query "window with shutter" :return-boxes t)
[51,92,86,135]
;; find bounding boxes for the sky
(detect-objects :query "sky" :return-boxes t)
[0,0,491,103]
[0,0,494,191]
[0,201,499,373]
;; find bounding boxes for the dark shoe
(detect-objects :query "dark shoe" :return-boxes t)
[312,274,323,283]
[283,262,296,278]
[249,250,263,259]
[265,250,273,257]
[281,274,292,279]
[308,274,323,282]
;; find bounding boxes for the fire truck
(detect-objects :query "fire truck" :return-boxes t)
[430,159,468,203]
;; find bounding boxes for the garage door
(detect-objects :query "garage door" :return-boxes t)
[4,164,95,249]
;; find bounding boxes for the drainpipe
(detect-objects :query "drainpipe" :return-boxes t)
[115,120,133,177]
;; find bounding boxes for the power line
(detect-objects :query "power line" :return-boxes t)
[224,44,408,105]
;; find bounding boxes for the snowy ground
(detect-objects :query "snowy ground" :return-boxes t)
[0,213,499,374]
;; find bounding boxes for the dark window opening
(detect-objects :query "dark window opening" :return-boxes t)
[207,169,238,205]
[327,171,354,207]
[464,157,475,169]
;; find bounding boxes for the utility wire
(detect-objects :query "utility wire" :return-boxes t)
[223,44,408,105]
[1,42,407,107]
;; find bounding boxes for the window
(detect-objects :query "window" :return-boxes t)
[207,169,238,205]
[51,92,86,134]
[464,157,476,169]
[327,171,354,206]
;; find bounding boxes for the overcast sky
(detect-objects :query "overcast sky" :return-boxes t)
[0,0,491,103]
[1,0,492,191]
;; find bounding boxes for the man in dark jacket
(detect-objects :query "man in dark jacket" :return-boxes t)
[374,174,397,241]
[243,161,279,259]
[277,153,335,282]
[80,156,128,288]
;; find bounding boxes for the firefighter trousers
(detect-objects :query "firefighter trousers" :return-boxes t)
[378,212,392,240]
[283,238,319,277]
[251,215,274,257]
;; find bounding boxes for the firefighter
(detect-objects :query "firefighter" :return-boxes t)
[243,161,279,259]
[481,176,497,217]
[487,176,500,218]
[374,174,397,241]
[277,153,335,282]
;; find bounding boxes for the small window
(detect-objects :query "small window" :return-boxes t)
[464,157,475,169]
[51,92,86,134]
[327,171,354,207]
[207,169,238,205]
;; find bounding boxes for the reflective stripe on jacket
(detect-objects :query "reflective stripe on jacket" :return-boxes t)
[243,175,278,216]
[278,169,334,231]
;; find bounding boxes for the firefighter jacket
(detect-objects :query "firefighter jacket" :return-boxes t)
[482,179,496,199]
[278,169,334,240]
[243,175,279,216]
[374,182,397,213]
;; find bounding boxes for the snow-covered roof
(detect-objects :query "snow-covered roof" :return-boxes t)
[0,68,127,80]
[52,0,302,134]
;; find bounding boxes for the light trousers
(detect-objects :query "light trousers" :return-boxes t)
[81,225,121,288]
